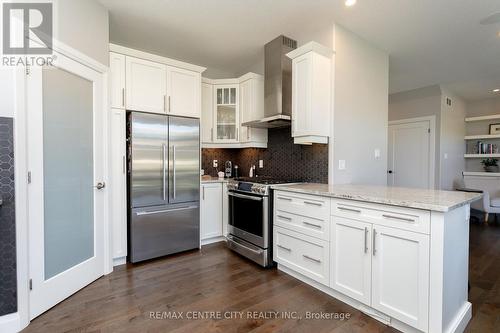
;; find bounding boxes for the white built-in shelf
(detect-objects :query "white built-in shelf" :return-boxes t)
[465,114,500,122]
[464,154,500,158]
[464,134,500,140]
[463,171,500,177]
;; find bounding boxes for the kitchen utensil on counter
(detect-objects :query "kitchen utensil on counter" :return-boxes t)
[218,171,225,179]
[234,165,239,178]
[225,161,232,178]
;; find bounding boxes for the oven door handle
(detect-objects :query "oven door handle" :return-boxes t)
[228,192,263,201]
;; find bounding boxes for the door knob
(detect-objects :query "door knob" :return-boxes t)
[94,182,106,190]
[387,170,393,174]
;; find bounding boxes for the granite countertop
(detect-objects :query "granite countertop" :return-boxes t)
[271,183,483,212]
[201,177,230,183]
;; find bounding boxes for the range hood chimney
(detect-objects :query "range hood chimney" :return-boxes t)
[242,35,297,129]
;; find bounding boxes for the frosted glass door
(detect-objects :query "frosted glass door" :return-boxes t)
[42,67,94,279]
[28,52,105,319]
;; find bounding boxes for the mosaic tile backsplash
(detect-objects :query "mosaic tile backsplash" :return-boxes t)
[202,127,328,183]
[0,117,17,315]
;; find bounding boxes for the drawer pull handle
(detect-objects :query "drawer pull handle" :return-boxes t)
[278,197,292,201]
[277,215,292,221]
[303,221,321,229]
[303,255,321,263]
[382,214,415,222]
[277,244,291,252]
[304,200,322,206]
[338,206,361,213]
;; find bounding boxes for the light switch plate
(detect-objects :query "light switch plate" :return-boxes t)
[259,160,264,168]
[374,149,381,159]
[338,160,346,170]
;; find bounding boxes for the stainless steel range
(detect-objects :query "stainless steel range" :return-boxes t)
[226,177,299,267]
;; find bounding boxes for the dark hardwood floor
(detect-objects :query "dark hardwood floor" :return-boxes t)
[23,222,499,333]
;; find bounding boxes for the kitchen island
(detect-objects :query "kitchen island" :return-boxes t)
[271,184,482,333]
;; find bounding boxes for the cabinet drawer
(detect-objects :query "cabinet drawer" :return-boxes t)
[331,199,430,235]
[274,210,329,241]
[273,226,329,285]
[275,191,330,221]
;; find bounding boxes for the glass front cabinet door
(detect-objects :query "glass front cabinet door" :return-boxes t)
[213,85,239,142]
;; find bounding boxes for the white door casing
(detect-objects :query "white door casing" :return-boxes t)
[27,52,106,319]
[388,117,435,189]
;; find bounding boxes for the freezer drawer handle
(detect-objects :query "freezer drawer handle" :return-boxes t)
[136,206,197,216]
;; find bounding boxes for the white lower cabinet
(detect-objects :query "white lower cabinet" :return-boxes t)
[274,226,329,285]
[200,183,223,240]
[273,191,432,332]
[330,217,372,306]
[371,225,429,331]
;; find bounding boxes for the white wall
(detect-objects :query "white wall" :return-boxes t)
[388,85,442,188]
[332,24,389,185]
[55,0,109,65]
[439,89,466,190]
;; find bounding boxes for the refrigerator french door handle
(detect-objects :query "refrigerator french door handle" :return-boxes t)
[172,145,176,199]
[162,143,167,201]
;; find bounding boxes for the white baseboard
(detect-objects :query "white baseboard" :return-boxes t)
[201,236,225,246]
[445,302,471,333]
[113,256,127,267]
[0,312,21,333]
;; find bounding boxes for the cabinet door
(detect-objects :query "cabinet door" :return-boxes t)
[125,56,166,113]
[330,216,372,305]
[214,85,239,142]
[167,66,201,118]
[201,82,213,143]
[110,109,127,260]
[239,79,252,143]
[291,53,312,137]
[110,52,125,109]
[371,225,429,331]
[200,183,223,240]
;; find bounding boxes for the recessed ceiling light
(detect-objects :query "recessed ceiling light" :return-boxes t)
[345,0,357,7]
[480,12,500,25]
[494,89,500,92]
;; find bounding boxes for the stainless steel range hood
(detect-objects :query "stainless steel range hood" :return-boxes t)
[242,35,297,129]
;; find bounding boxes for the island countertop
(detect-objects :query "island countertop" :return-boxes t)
[271,183,482,212]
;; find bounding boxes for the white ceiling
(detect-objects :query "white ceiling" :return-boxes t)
[98,0,500,101]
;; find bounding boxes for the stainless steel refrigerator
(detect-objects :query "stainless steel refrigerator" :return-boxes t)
[127,112,200,263]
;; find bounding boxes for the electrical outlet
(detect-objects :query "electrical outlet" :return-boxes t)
[338,160,346,170]
[259,160,264,168]
[213,160,218,168]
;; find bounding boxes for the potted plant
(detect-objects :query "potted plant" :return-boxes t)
[481,158,499,172]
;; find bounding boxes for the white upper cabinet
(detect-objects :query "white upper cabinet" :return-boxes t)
[110,52,125,109]
[201,73,267,148]
[287,42,333,145]
[201,82,213,143]
[125,56,167,114]
[214,84,239,143]
[239,73,267,145]
[167,66,201,118]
